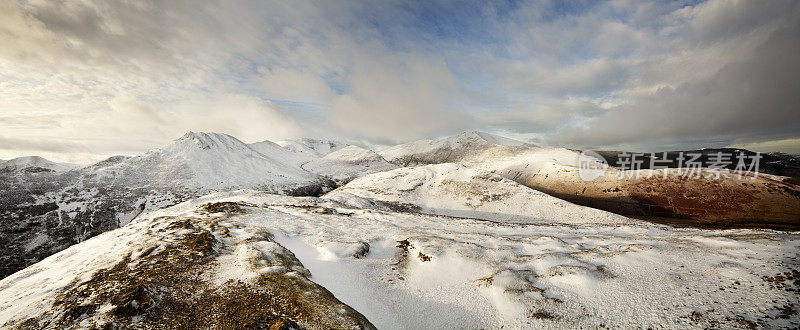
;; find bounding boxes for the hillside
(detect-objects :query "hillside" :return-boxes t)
[276,138,349,159]
[0,156,77,173]
[0,194,374,329]
[511,164,800,229]
[378,133,800,228]
[99,132,324,192]
[1,191,797,328]
[326,163,628,225]
[378,131,534,166]
[303,145,398,185]
[0,132,334,279]
[247,139,315,167]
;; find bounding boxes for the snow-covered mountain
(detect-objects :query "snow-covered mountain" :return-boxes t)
[378,131,534,166]
[247,139,314,167]
[0,156,77,173]
[276,138,349,159]
[0,132,339,280]
[377,132,800,228]
[1,130,799,328]
[2,190,797,329]
[3,130,799,285]
[303,145,398,185]
[326,163,628,225]
[97,132,326,192]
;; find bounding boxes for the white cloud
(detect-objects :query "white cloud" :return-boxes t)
[503,57,629,96]
[329,52,471,143]
[257,67,336,103]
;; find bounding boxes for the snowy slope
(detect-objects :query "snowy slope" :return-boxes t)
[513,163,800,226]
[450,144,800,226]
[326,163,629,225]
[0,194,374,329]
[0,156,78,173]
[247,139,314,167]
[276,138,348,159]
[302,145,398,185]
[83,155,133,171]
[0,132,338,281]
[378,131,534,166]
[468,131,530,147]
[378,131,800,227]
[99,132,324,192]
[2,190,797,329]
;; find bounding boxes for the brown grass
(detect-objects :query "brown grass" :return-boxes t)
[16,216,374,329]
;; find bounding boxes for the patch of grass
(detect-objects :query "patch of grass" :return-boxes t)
[181,230,216,254]
[284,205,339,214]
[396,239,412,252]
[200,202,242,214]
[166,219,194,230]
[256,273,373,329]
[379,201,422,213]
[157,280,301,329]
[417,251,432,262]
[397,239,432,262]
[110,282,153,317]
[530,310,557,320]
[784,177,800,185]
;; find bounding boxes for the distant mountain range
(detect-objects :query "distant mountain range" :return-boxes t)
[0,156,78,173]
[0,132,382,278]
[1,131,799,281]
[1,131,799,329]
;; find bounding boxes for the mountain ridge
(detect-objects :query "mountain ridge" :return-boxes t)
[0,156,78,173]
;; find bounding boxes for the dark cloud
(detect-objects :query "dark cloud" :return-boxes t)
[552,17,800,149]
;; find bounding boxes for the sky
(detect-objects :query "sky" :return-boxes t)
[0,0,798,163]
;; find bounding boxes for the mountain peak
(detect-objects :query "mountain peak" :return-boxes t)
[448,131,529,147]
[112,131,324,191]
[11,155,47,162]
[174,131,244,151]
[277,138,349,157]
[0,156,77,172]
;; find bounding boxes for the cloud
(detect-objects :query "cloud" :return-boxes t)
[0,1,68,63]
[329,52,471,143]
[170,94,304,143]
[551,12,800,149]
[0,0,798,161]
[0,135,85,153]
[731,138,800,155]
[473,0,800,152]
[503,58,630,96]
[257,67,336,103]
[95,93,305,147]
